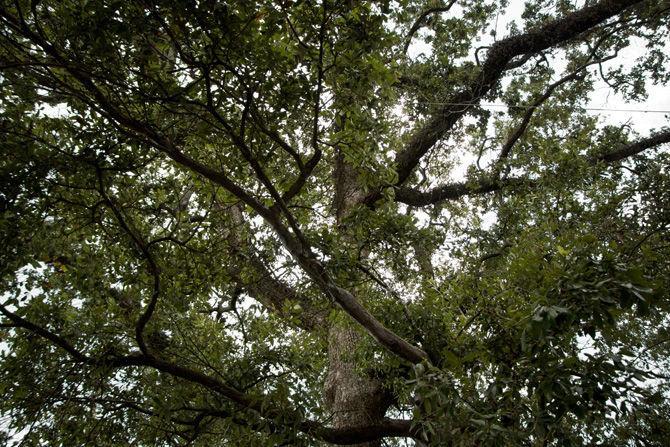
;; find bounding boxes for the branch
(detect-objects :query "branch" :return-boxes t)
[0,5,428,365]
[2,302,414,444]
[395,130,670,206]
[223,203,327,330]
[402,1,458,55]
[305,418,414,445]
[0,301,143,368]
[503,53,534,71]
[395,177,526,206]
[275,3,327,206]
[95,166,161,356]
[596,129,670,163]
[498,71,586,161]
[498,32,621,162]
[388,0,644,196]
[325,284,428,363]
[251,112,305,171]
[0,302,91,364]
[0,8,276,227]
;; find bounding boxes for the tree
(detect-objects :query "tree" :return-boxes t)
[1,0,670,445]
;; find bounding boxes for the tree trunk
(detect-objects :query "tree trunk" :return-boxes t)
[324,146,390,446]
[324,326,390,447]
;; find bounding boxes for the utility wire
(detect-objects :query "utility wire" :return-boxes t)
[414,101,670,114]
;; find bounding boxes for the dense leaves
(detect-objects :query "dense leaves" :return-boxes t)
[1,0,670,446]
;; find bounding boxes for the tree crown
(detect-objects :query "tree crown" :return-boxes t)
[1,0,669,445]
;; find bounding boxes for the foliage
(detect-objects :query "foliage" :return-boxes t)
[1,0,670,445]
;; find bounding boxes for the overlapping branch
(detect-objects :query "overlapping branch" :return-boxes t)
[385,0,645,201]
[0,3,428,365]
[402,0,458,55]
[498,31,621,163]
[222,203,327,330]
[395,130,670,206]
[0,306,414,445]
[95,166,161,355]
[2,1,663,443]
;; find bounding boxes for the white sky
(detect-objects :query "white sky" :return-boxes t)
[3,1,670,444]
[406,0,670,182]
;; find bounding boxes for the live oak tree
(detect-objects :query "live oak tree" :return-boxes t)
[1,0,670,445]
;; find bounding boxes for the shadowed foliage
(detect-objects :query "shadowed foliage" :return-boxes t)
[1,0,670,445]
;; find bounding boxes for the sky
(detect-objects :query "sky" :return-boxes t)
[2,1,670,444]
[406,0,670,182]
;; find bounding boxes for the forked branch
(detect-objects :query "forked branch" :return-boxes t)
[395,130,670,206]
[388,0,645,198]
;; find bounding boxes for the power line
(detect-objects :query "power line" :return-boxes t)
[414,101,670,114]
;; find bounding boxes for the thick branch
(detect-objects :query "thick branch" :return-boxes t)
[395,177,525,206]
[0,5,427,365]
[391,0,644,191]
[395,130,670,206]
[596,129,670,162]
[327,284,428,363]
[305,419,414,445]
[1,304,413,445]
[223,204,327,330]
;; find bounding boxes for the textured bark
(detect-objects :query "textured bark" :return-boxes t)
[412,239,435,282]
[324,326,392,447]
[333,148,367,222]
[325,146,391,446]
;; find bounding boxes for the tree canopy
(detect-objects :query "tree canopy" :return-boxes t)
[1,0,670,445]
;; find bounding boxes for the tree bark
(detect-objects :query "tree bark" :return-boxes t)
[325,146,391,446]
[324,326,391,447]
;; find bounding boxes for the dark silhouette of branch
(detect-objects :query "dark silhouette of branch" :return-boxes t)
[383,0,645,203]
[222,203,328,330]
[596,129,670,162]
[498,72,585,161]
[402,0,458,55]
[396,176,528,206]
[95,166,161,356]
[395,130,670,206]
[0,305,415,444]
[0,4,428,365]
[498,33,621,162]
[0,302,144,368]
